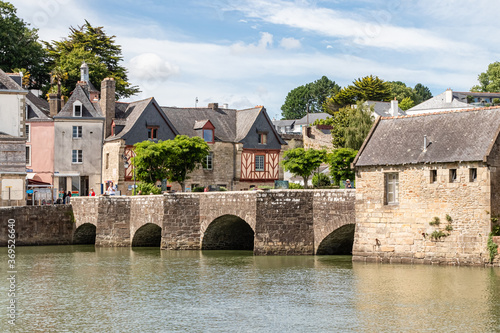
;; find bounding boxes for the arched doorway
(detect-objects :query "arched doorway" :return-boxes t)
[316,224,355,255]
[202,215,254,250]
[73,223,96,244]
[132,223,162,247]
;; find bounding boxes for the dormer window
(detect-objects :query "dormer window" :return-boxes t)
[147,126,158,140]
[258,133,267,144]
[203,129,213,142]
[73,101,82,117]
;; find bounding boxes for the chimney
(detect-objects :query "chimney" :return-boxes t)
[221,103,228,109]
[208,103,218,110]
[390,98,399,117]
[80,62,89,83]
[48,93,61,117]
[445,88,453,104]
[100,78,115,138]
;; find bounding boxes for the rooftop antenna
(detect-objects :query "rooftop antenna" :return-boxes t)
[195,97,198,107]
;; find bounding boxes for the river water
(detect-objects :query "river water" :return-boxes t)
[1,246,500,332]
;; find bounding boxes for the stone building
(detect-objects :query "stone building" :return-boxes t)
[353,107,500,265]
[0,70,27,205]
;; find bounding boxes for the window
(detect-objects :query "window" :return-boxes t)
[73,102,82,117]
[147,127,158,139]
[255,155,265,171]
[26,146,31,166]
[72,126,82,138]
[105,153,109,170]
[258,133,267,144]
[203,129,213,142]
[449,169,457,182]
[385,173,399,205]
[25,124,30,142]
[430,169,437,183]
[469,168,477,182]
[203,152,213,170]
[72,149,83,163]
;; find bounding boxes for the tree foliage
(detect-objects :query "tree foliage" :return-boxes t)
[281,76,340,119]
[312,173,330,187]
[399,96,415,111]
[327,148,357,186]
[471,62,500,93]
[280,148,326,189]
[388,81,415,103]
[45,20,139,99]
[324,75,390,112]
[413,83,433,104]
[133,136,210,192]
[331,102,374,150]
[0,1,48,89]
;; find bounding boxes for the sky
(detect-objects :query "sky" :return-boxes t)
[12,0,500,119]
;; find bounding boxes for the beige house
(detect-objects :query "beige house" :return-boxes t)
[353,107,500,265]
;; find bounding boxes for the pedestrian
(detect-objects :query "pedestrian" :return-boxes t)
[204,186,209,192]
[345,179,352,189]
[90,188,95,196]
[66,191,72,204]
[62,190,67,204]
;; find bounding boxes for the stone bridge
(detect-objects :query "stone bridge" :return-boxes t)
[72,190,355,255]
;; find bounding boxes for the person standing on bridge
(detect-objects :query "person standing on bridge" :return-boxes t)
[345,179,353,189]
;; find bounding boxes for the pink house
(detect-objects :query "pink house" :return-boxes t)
[26,92,54,184]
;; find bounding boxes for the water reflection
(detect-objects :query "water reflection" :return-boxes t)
[0,246,499,332]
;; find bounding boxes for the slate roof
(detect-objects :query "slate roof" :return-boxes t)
[162,106,238,142]
[407,91,472,112]
[54,83,103,118]
[354,107,500,167]
[272,119,295,127]
[295,113,330,126]
[7,73,22,87]
[365,101,405,117]
[26,92,50,120]
[0,69,22,90]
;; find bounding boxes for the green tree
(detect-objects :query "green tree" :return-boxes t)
[133,140,171,184]
[281,76,340,119]
[325,75,390,111]
[280,148,326,189]
[45,20,139,99]
[413,83,433,104]
[471,62,500,92]
[399,96,415,111]
[0,1,48,89]
[331,102,374,150]
[388,81,415,103]
[163,135,210,192]
[327,148,357,186]
[312,173,330,187]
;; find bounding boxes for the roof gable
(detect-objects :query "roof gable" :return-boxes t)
[26,92,50,120]
[354,107,500,167]
[55,84,102,118]
[0,69,23,90]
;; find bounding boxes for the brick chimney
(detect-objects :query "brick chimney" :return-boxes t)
[100,78,115,138]
[208,103,218,110]
[445,88,453,104]
[49,93,61,117]
[390,98,399,117]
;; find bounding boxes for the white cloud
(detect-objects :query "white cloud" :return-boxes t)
[129,53,179,81]
[280,37,301,50]
[231,32,273,54]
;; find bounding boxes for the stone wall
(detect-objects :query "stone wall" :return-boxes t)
[0,205,74,246]
[354,163,491,265]
[302,126,333,150]
[95,196,131,247]
[162,194,200,250]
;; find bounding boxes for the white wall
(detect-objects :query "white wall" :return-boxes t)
[0,92,25,137]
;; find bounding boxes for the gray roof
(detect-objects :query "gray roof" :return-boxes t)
[365,101,405,117]
[26,92,50,120]
[272,119,295,127]
[354,107,500,167]
[407,91,471,112]
[295,113,330,125]
[235,107,262,142]
[0,69,22,90]
[55,83,102,118]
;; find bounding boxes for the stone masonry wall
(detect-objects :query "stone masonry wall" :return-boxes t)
[161,194,200,250]
[95,196,132,247]
[303,126,334,150]
[354,163,491,265]
[313,189,356,253]
[0,205,74,246]
[255,190,315,255]
[72,197,99,228]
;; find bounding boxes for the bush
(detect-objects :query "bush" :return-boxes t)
[192,186,205,192]
[135,182,161,195]
[288,183,304,189]
[312,173,331,187]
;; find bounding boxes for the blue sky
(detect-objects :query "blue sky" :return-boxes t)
[14,0,500,119]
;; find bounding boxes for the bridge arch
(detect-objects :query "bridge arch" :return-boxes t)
[316,224,355,255]
[132,223,162,247]
[73,223,96,244]
[201,214,254,250]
